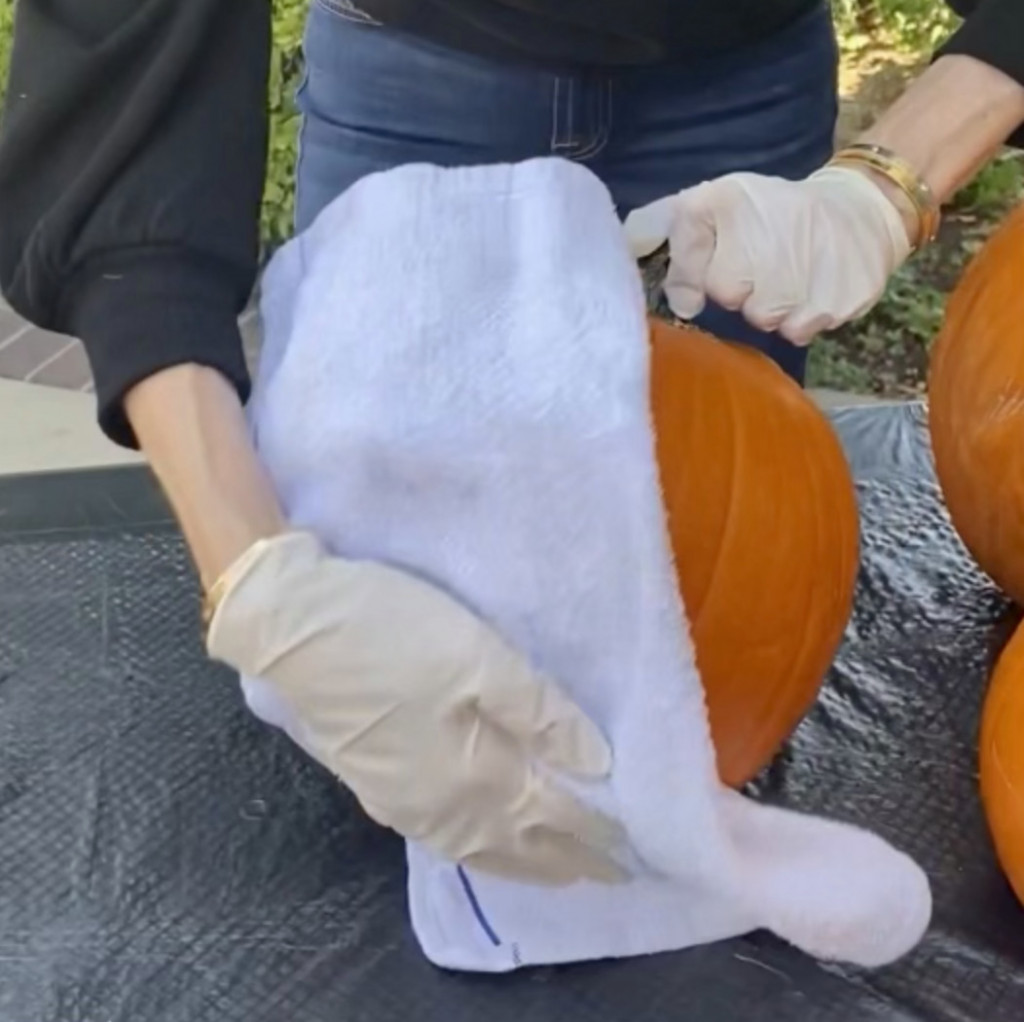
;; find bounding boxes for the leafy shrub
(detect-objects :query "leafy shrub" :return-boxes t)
[263,0,308,250]
[831,0,960,49]
[0,4,13,110]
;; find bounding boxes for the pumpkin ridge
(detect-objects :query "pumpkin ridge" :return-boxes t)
[648,317,859,786]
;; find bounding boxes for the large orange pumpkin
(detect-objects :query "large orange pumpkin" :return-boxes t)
[650,318,861,787]
[980,617,1024,904]
[928,202,1024,604]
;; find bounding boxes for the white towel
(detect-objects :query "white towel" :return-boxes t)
[241,157,931,973]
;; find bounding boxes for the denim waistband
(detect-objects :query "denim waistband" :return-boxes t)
[344,0,823,69]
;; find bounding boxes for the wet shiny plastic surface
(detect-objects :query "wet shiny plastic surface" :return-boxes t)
[0,402,1021,1022]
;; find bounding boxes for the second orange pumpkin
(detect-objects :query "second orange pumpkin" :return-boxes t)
[929,202,1024,604]
[980,618,1024,906]
[650,319,861,787]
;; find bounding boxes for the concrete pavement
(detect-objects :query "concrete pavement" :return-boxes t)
[0,379,142,475]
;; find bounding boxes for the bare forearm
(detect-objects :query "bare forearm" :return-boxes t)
[858,54,1024,203]
[125,365,287,590]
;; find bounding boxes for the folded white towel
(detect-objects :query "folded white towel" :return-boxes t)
[242,157,931,973]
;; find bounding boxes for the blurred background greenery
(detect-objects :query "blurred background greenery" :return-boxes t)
[1,0,1020,395]
[0,6,11,109]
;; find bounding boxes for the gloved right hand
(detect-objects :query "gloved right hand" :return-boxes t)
[624,165,913,345]
[206,530,627,886]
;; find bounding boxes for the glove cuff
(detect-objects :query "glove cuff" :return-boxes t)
[807,164,915,269]
[818,143,941,251]
[204,530,325,654]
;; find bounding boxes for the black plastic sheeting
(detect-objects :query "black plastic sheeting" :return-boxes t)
[1,401,1023,1022]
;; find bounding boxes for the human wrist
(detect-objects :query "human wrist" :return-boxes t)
[124,363,287,589]
[203,530,329,639]
[856,55,1024,203]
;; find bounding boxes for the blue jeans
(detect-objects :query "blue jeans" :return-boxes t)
[295,0,839,382]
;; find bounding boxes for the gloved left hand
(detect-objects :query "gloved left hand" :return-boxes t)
[206,530,626,887]
[624,164,914,346]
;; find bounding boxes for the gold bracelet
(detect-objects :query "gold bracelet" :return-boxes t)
[199,535,278,635]
[828,143,941,251]
[200,573,231,635]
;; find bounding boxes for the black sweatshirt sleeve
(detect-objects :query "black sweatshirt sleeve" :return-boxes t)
[0,0,271,448]
[941,0,1024,147]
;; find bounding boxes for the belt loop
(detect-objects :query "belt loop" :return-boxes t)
[550,77,575,152]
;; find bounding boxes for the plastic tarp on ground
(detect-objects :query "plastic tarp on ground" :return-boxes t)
[0,400,1022,1022]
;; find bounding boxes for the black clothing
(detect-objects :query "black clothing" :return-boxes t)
[1,0,1021,446]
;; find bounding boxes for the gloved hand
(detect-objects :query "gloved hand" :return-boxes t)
[206,530,627,886]
[624,165,914,346]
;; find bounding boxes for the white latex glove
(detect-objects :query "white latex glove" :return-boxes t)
[206,530,627,887]
[624,166,913,345]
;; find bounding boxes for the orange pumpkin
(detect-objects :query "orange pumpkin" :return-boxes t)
[928,202,1024,604]
[980,617,1024,904]
[650,318,861,787]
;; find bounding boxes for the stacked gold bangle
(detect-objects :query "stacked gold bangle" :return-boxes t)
[200,535,279,637]
[827,143,941,252]
[200,572,231,636]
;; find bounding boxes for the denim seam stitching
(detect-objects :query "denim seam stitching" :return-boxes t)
[550,78,575,151]
[570,81,613,161]
[314,0,384,26]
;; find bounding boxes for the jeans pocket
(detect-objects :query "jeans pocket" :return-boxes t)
[313,0,383,26]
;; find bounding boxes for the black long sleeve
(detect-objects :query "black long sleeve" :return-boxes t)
[1,0,1021,455]
[0,0,271,447]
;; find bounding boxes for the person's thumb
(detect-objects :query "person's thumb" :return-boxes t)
[662,179,725,320]
[623,194,678,259]
[475,640,613,779]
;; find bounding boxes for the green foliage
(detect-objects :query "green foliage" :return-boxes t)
[808,261,948,395]
[263,0,308,250]
[951,152,1024,214]
[831,0,960,50]
[0,3,13,111]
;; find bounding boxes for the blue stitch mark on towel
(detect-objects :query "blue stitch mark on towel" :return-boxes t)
[456,865,502,947]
